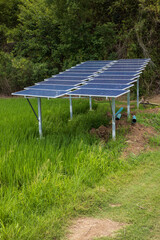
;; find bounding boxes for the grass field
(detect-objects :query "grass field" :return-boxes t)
[0,97,160,239]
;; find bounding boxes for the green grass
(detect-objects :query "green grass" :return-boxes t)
[0,97,159,239]
[94,150,160,240]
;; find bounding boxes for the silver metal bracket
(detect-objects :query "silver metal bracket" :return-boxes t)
[26,98,39,121]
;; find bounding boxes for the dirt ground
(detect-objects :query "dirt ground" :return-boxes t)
[67,217,126,240]
[122,122,157,158]
[90,108,159,157]
[90,112,131,142]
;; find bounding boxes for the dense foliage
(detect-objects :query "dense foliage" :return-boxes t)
[0,0,159,95]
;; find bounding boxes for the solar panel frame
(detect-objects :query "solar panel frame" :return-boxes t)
[108,65,145,70]
[35,80,84,86]
[101,68,142,72]
[89,79,137,84]
[75,63,111,66]
[84,60,115,63]
[68,88,130,98]
[65,69,100,73]
[99,71,141,76]
[55,72,96,77]
[78,83,134,90]
[46,77,89,81]
[25,84,77,91]
[71,66,105,70]
[118,62,148,64]
[12,89,67,98]
[93,76,138,81]
[51,76,92,80]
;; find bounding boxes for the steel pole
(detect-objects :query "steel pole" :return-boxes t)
[137,78,139,109]
[112,98,116,140]
[127,91,130,119]
[38,97,42,138]
[70,95,73,119]
[89,96,92,110]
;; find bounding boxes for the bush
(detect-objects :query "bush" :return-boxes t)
[0,52,49,95]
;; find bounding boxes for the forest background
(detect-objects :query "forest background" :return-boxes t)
[0,0,159,96]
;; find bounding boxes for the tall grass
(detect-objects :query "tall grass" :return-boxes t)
[0,98,159,239]
[0,97,127,239]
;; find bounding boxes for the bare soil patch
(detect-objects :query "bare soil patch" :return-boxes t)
[90,112,131,142]
[90,125,111,142]
[122,123,157,158]
[67,217,125,240]
[90,109,159,157]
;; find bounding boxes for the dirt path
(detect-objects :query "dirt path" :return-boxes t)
[67,217,126,240]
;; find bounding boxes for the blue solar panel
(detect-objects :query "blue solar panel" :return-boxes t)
[112,65,146,68]
[12,89,67,98]
[70,67,103,73]
[100,71,140,76]
[56,72,94,76]
[12,59,149,99]
[79,84,133,90]
[66,69,99,73]
[109,64,143,68]
[85,60,113,63]
[72,66,105,70]
[72,66,104,71]
[90,79,136,84]
[25,84,76,91]
[68,88,129,98]
[93,75,138,80]
[36,80,83,85]
[103,68,142,72]
[51,76,90,80]
[112,63,145,66]
[46,77,87,81]
[81,63,111,67]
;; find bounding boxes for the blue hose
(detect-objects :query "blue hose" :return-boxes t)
[116,107,123,116]
[132,115,136,123]
[116,113,121,120]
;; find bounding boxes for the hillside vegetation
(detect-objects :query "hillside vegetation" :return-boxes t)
[0,0,160,94]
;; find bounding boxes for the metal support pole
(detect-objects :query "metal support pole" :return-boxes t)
[137,78,139,109]
[38,98,42,138]
[89,96,92,110]
[70,95,73,119]
[127,91,130,119]
[112,98,116,140]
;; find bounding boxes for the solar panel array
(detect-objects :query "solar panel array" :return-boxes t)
[12,59,150,99]
[67,59,150,97]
